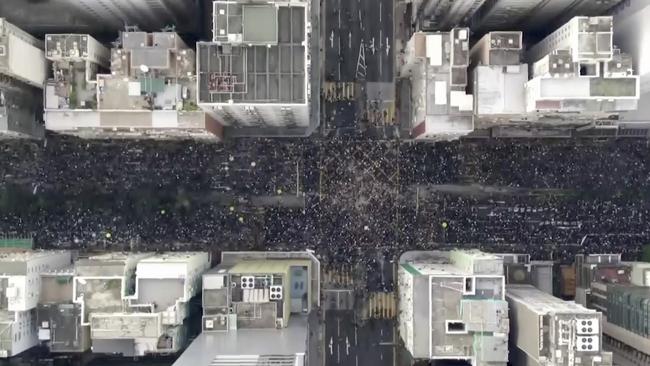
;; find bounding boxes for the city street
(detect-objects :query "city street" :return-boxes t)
[324,0,393,82]
[325,310,395,366]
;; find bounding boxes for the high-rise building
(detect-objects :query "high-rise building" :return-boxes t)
[196,0,318,138]
[63,0,201,34]
[573,254,650,362]
[44,31,223,139]
[469,31,529,130]
[470,0,624,34]
[507,284,613,366]
[0,250,72,358]
[493,253,553,294]
[399,28,474,140]
[0,18,46,138]
[398,250,509,365]
[173,251,320,366]
[412,0,486,31]
[525,17,639,125]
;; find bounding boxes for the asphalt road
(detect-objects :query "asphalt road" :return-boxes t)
[324,0,394,82]
[325,310,358,366]
[357,318,394,366]
[325,310,395,366]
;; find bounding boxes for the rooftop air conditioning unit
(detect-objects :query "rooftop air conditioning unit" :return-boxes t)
[241,276,255,289]
[270,285,283,300]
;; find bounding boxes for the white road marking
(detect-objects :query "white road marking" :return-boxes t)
[337,344,341,364]
[358,9,362,29]
[386,37,390,56]
[379,2,382,22]
[329,337,333,355]
[336,0,342,80]
[346,336,350,355]
[330,30,334,48]
[338,0,341,28]
[349,31,352,49]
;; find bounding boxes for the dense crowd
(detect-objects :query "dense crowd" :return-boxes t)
[1,137,649,273]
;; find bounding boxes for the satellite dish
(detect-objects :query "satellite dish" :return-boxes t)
[140,64,149,73]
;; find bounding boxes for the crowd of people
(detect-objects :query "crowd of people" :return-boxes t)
[1,136,649,274]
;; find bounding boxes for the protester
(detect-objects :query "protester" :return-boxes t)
[0,137,647,270]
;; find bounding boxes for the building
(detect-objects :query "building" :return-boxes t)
[470,0,624,34]
[626,262,650,286]
[506,284,613,366]
[411,0,486,31]
[0,250,72,357]
[574,254,628,307]
[36,265,88,353]
[525,17,639,126]
[0,18,46,138]
[62,0,200,34]
[173,251,320,366]
[494,253,553,294]
[0,0,100,36]
[44,31,222,140]
[574,254,650,362]
[398,250,509,365]
[469,31,529,131]
[399,29,474,140]
[608,1,650,137]
[196,0,318,138]
[37,252,210,356]
[43,34,110,132]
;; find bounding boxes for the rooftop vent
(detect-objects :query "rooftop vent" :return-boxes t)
[270,285,283,300]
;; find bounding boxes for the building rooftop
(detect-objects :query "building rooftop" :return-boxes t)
[199,2,307,105]
[0,18,46,88]
[44,31,221,140]
[45,34,109,65]
[400,29,474,140]
[172,315,307,366]
[0,251,70,277]
[0,250,51,262]
[176,251,318,366]
[507,284,598,315]
[398,250,508,363]
[138,251,206,263]
[59,252,210,356]
[75,252,144,276]
[400,249,504,276]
